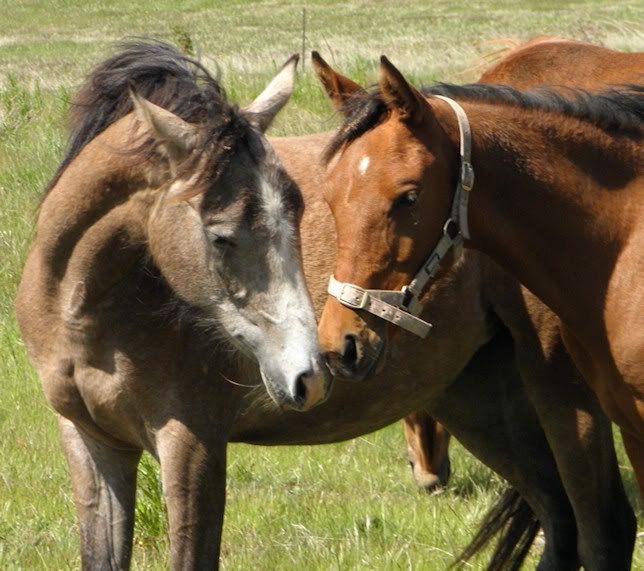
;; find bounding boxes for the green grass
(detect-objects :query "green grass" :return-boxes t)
[0,1,642,569]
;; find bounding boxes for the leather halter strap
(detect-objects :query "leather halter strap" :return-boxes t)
[327,95,474,339]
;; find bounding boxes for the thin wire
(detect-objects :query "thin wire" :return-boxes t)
[220,373,261,388]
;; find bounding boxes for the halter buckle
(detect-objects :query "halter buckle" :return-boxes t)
[337,283,369,309]
[461,161,475,191]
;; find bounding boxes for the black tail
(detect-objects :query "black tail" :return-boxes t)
[453,488,540,570]
[46,39,226,195]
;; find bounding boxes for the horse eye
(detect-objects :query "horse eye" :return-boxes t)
[393,190,418,210]
[213,235,235,247]
[207,230,237,248]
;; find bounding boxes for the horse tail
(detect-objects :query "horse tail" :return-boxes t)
[46,39,223,195]
[453,487,540,570]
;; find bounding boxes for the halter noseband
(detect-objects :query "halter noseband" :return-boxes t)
[327,96,474,339]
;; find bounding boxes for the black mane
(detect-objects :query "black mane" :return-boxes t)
[46,39,248,195]
[325,82,644,162]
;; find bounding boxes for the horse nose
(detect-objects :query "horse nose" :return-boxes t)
[288,366,329,412]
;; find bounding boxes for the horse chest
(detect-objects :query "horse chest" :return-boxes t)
[41,353,146,447]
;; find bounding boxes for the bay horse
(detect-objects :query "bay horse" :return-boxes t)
[314,50,644,513]
[402,36,644,494]
[244,131,634,571]
[15,40,634,569]
[16,41,332,568]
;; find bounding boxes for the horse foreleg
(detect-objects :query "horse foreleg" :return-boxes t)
[156,421,227,570]
[59,416,141,570]
[402,411,451,491]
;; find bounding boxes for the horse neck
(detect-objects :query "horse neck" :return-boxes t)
[38,115,158,299]
[447,102,640,333]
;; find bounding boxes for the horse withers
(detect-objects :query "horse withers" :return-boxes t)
[15,41,330,568]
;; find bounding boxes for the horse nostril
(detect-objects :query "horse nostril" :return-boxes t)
[294,371,309,406]
[343,334,358,368]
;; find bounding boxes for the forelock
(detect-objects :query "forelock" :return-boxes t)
[323,91,389,164]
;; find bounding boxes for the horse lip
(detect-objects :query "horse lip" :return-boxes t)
[362,339,387,379]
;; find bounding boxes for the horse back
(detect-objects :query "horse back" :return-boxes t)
[480,38,644,90]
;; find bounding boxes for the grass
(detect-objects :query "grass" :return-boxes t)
[0,0,642,568]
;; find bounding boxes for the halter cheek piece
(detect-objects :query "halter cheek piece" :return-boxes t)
[327,96,474,339]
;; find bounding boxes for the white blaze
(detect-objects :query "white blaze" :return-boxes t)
[260,176,284,235]
[256,172,322,406]
[358,156,370,176]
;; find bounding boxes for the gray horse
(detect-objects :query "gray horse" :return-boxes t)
[16,41,331,568]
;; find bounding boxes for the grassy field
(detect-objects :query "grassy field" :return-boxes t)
[1,1,643,569]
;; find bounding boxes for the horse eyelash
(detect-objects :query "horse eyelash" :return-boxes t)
[206,229,237,248]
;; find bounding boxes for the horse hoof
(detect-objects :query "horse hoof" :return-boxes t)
[412,456,452,493]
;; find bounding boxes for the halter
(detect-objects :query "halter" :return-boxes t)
[327,96,474,339]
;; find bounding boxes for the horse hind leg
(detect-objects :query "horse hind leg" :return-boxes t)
[513,341,636,570]
[403,411,451,491]
[59,417,141,570]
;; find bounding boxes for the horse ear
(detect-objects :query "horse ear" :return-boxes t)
[244,54,299,132]
[379,56,427,123]
[129,88,198,166]
[312,51,365,112]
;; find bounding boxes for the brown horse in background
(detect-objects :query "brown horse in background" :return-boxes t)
[479,36,644,89]
[403,37,644,494]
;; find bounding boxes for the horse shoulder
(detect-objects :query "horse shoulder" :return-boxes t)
[16,114,166,441]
